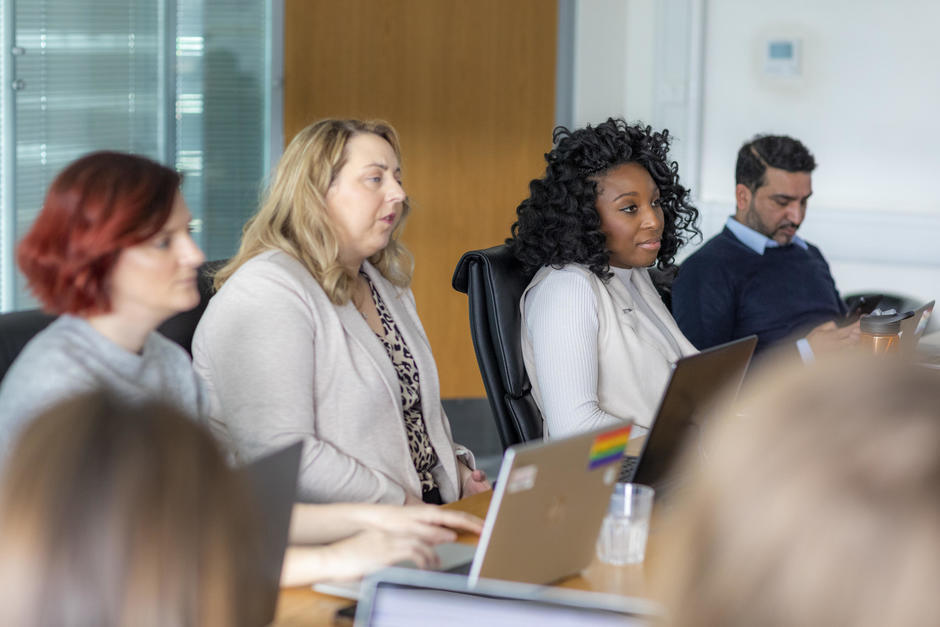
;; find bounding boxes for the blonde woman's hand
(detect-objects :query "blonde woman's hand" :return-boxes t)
[458,462,491,497]
[287,500,482,546]
[317,529,440,582]
[356,504,484,544]
[281,529,442,586]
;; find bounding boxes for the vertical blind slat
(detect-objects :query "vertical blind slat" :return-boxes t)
[6,0,268,309]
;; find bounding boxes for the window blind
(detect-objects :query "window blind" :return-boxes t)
[176,0,267,262]
[11,0,161,307]
[2,0,270,309]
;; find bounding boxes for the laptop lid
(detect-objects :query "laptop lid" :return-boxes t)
[239,441,303,623]
[355,567,659,627]
[469,422,632,586]
[899,300,935,354]
[629,335,757,492]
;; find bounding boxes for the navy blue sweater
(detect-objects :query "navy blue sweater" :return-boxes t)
[672,227,846,353]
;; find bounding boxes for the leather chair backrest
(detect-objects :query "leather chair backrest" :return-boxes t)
[0,260,226,383]
[0,310,57,381]
[155,258,227,355]
[648,264,679,313]
[452,245,542,449]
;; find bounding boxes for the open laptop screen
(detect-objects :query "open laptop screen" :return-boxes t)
[364,582,651,627]
[239,441,302,624]
[630,334,757,492]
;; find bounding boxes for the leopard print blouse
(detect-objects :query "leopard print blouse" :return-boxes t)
[363,274,442,504]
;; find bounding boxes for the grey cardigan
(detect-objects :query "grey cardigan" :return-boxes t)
[0,315,206,461]
[192,250,468,504]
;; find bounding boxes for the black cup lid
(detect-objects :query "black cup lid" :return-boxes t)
[860,311,912,334]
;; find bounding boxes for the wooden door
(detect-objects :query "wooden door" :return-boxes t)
[284,0,557,398]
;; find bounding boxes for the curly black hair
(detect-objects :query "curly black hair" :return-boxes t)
[507,118,700,280]
[735,134,816,192]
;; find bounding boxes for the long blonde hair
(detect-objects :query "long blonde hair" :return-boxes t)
[655,356,940,627]
[214,118,413,304]
[0,393,266,627]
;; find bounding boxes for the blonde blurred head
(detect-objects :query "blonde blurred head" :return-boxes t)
[656,355,940,627]
[214,118,413,304]
[0,393,265,627]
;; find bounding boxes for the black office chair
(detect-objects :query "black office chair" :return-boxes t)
[0,309,57,381]
[153,258,227,355]
[648,263,680,313]
[452,244,542,449]
[0,259,226,382]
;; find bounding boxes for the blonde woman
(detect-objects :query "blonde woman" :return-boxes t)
[655,355,940,627]
[193,119,489,505]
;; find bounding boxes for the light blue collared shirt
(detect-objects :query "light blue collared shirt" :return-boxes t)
[724,216,808,254]
[724,217,815,361]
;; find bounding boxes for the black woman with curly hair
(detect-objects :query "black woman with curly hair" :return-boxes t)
[507,118,701,439]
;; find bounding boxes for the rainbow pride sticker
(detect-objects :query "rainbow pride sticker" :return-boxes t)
[588,425,632,469]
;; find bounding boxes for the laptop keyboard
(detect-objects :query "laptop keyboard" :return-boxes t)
[619,455,639,482]
[444,560,473,575]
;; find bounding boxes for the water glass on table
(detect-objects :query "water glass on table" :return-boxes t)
[596,483,654,565]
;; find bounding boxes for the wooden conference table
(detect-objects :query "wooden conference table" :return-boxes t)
[272,439,652,626]
[273,329,940,625]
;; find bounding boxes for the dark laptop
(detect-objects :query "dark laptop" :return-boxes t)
[239,441,303,624]
[622,335,758,493]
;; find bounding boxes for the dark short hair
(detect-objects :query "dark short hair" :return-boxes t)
[508,118,700,279]
[735,135,816,192]
[16,151,181,315]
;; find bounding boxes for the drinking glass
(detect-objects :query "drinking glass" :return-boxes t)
[596,483,654,565]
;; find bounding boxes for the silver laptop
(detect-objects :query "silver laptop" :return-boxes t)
[239,441,303,623]
[354,567,659,627]
[467,421,631,585]
[623,335,758,494]
[315,422,632,598]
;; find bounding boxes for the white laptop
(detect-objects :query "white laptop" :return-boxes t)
[315,422,632,599]
[354,567,660,627]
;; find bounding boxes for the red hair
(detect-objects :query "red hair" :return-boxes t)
[17,152,181,315]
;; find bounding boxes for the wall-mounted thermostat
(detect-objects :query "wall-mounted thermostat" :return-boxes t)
[764,38,801,77]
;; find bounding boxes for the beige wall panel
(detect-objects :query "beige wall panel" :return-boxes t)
[284,0,557,398]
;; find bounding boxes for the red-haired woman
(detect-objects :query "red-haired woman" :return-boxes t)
[0,151,206,451]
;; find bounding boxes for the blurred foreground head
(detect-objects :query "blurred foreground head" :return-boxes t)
[657,356,940,627]
[0,392,265,627]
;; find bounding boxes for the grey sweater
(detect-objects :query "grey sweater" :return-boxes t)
[0,315,206,458]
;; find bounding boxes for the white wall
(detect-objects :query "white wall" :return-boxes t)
[569,0,940,304]
[572,0,630,128]
[572,0,657,128]
[700,0,940,212]
[695,0,940,302]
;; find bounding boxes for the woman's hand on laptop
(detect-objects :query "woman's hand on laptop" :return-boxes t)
[288,502,482,546]
[358,504,484,543]
[280,530,440,585]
